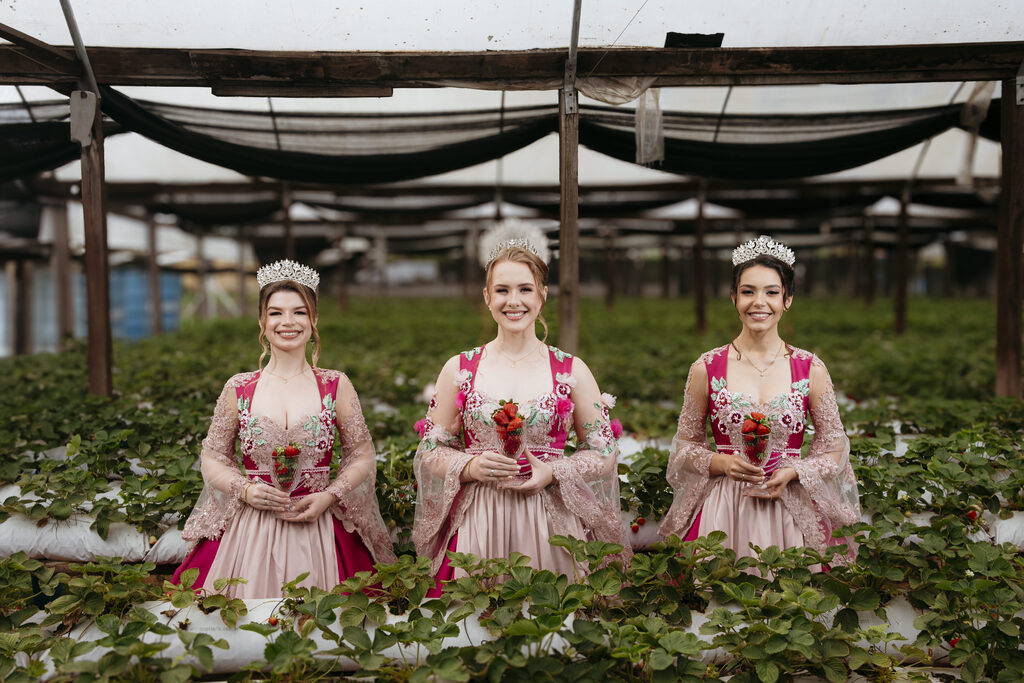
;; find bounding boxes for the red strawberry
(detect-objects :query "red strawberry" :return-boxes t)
[284,445,299,457]
[756,424,770,436]
[755,440,767,453]
[494,411,510,426]
[749,412,765,421]
[630,524,639,533]
[636,517,646,526]
[966,509,978,521]
[950,637,960,647]
[496,425,508,438]
[268,616,279,626]
[745,446,756,459]
[744,433,756,443]
[503,403,518,419]
[505,435,522,457]
[507,417,524,433]
[741,419,757,434]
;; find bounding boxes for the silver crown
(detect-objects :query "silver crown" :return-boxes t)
[256,259,320,291]
[731,235,796,267]
[478,218,551,268]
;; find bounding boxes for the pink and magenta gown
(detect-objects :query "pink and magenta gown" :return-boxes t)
[173,368,396,597]
[659,344,860,562]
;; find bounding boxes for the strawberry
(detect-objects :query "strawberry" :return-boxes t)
[503,403,518,419]
[630,523,639,533]
[494,411,510,426]
[268,616,279,626]
[749,412,765,421]
[744,433,756,443]
[284,445,299,457]
[745,446,756,459]
[950,637,960,647]
[741,419,757,434]
[966,509,978,521]
[636,517,646,526]
[507,417,524,432]
[755,440,767,453]
[756,424,770,436]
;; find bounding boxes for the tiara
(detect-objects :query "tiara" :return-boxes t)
[256,259,320,291]
[731,235,796,267]
[478,218,551,268]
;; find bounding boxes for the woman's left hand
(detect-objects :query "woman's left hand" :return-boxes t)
[499,452,553,495]
[756,467,798,499]
[277,491,336,523]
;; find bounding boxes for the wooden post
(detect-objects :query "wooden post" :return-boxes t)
[282,183,294,261]
[52,203,73,345]
[558,87,580,354]
[695,193,708,336]
[147,216,162,335]
[77,91,112,396]
[943,239,957,298]
[603,229,616,310]
[660,238,671,299]
[236,229,247,318]
[863,217,875,307]
[996,80,1023,398]
[13,260,32,355]
[463,223,479,299]
[894,193,909,335]
[4,261,14,356]
[196,231,208,320]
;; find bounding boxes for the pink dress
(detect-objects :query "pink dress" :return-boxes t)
[659,345,860,562]
[413,346,630,591]
[173,369,396,598]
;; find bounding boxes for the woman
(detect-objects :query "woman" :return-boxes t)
[412,221,630,591]
[173,259,395,597]
[659,235,860,563]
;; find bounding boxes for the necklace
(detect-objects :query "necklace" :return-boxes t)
[733,340,785,378]
[495,342,541,368]
[265,365,309,383]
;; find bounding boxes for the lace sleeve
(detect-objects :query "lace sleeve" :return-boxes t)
[547,357,631,565]
[658,360,717,540]
[199,381,247,501]
[412,358,477,573]
[778,358,861,531]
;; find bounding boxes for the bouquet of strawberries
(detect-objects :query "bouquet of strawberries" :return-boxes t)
[272,442,301,489]
[493,401,530,476]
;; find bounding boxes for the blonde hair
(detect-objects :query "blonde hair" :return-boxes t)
[485,246,549,343]
[257,280,321,370]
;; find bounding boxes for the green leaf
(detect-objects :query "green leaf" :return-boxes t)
[847,588,880,612]
[834,608,858,633]
[755,660,779,683]
[820,657,847,683]
[343,626,372,651]
[588,567,621,597]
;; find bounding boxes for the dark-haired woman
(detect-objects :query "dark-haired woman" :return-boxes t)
[659,236,860,563]
[173,260,395,598]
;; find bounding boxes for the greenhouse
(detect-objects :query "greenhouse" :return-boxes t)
[1,2,1023,681]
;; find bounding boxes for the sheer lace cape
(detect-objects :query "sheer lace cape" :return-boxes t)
[180,368,396,565]
[658,345,860,561]
[412,346,631,576]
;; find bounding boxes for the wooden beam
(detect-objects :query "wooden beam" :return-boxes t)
[557,88,579,354]
[0,42,1022,89]
[78,92,112,396]
[51,203,73,345]
[0,22,76,73]
[147,216,162,335]
[996,81,1023,398]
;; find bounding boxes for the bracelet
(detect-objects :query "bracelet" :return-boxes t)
[241,481,255,503]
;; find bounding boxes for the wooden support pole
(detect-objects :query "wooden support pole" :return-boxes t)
[78,92,112,396]
[463,223,479,300]
[4,261,14,356]
[694,195,708,336]
[863,218,875,307]
[996,79,1023,398]
[336,228,348,313]
[147,216,162,335]
[558,88,579,354]
[14,260,32,355]
[894,194,909,335]
[52,203,73,345]
[660,238,671,299]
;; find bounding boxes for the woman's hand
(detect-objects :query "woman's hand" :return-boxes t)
[710,452,764,485]
[244,482,291,512]
[461,450,520,483]
[500,452,553,495]
[754,467,798,499]
[278,491,336,523]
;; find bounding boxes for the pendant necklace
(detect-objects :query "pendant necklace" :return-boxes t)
[265,365,309,383]
[497,342,540,368]
[734,340,785,378]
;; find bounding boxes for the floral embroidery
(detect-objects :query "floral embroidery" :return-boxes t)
[548,345,573,363]
[461,347,483,361]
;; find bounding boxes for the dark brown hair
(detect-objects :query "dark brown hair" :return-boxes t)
[257,280,320,369]
[731,254,795,299]
[485,246,549,342]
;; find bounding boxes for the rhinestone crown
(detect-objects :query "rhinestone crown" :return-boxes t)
[256,259,320,291]
[731,235,796,267]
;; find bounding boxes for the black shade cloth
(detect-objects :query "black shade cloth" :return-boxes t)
[0,120,123,182]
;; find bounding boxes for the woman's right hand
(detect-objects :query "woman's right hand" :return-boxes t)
[244,481,291,512]
[461,450,520,483]
[710,452,764,485]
